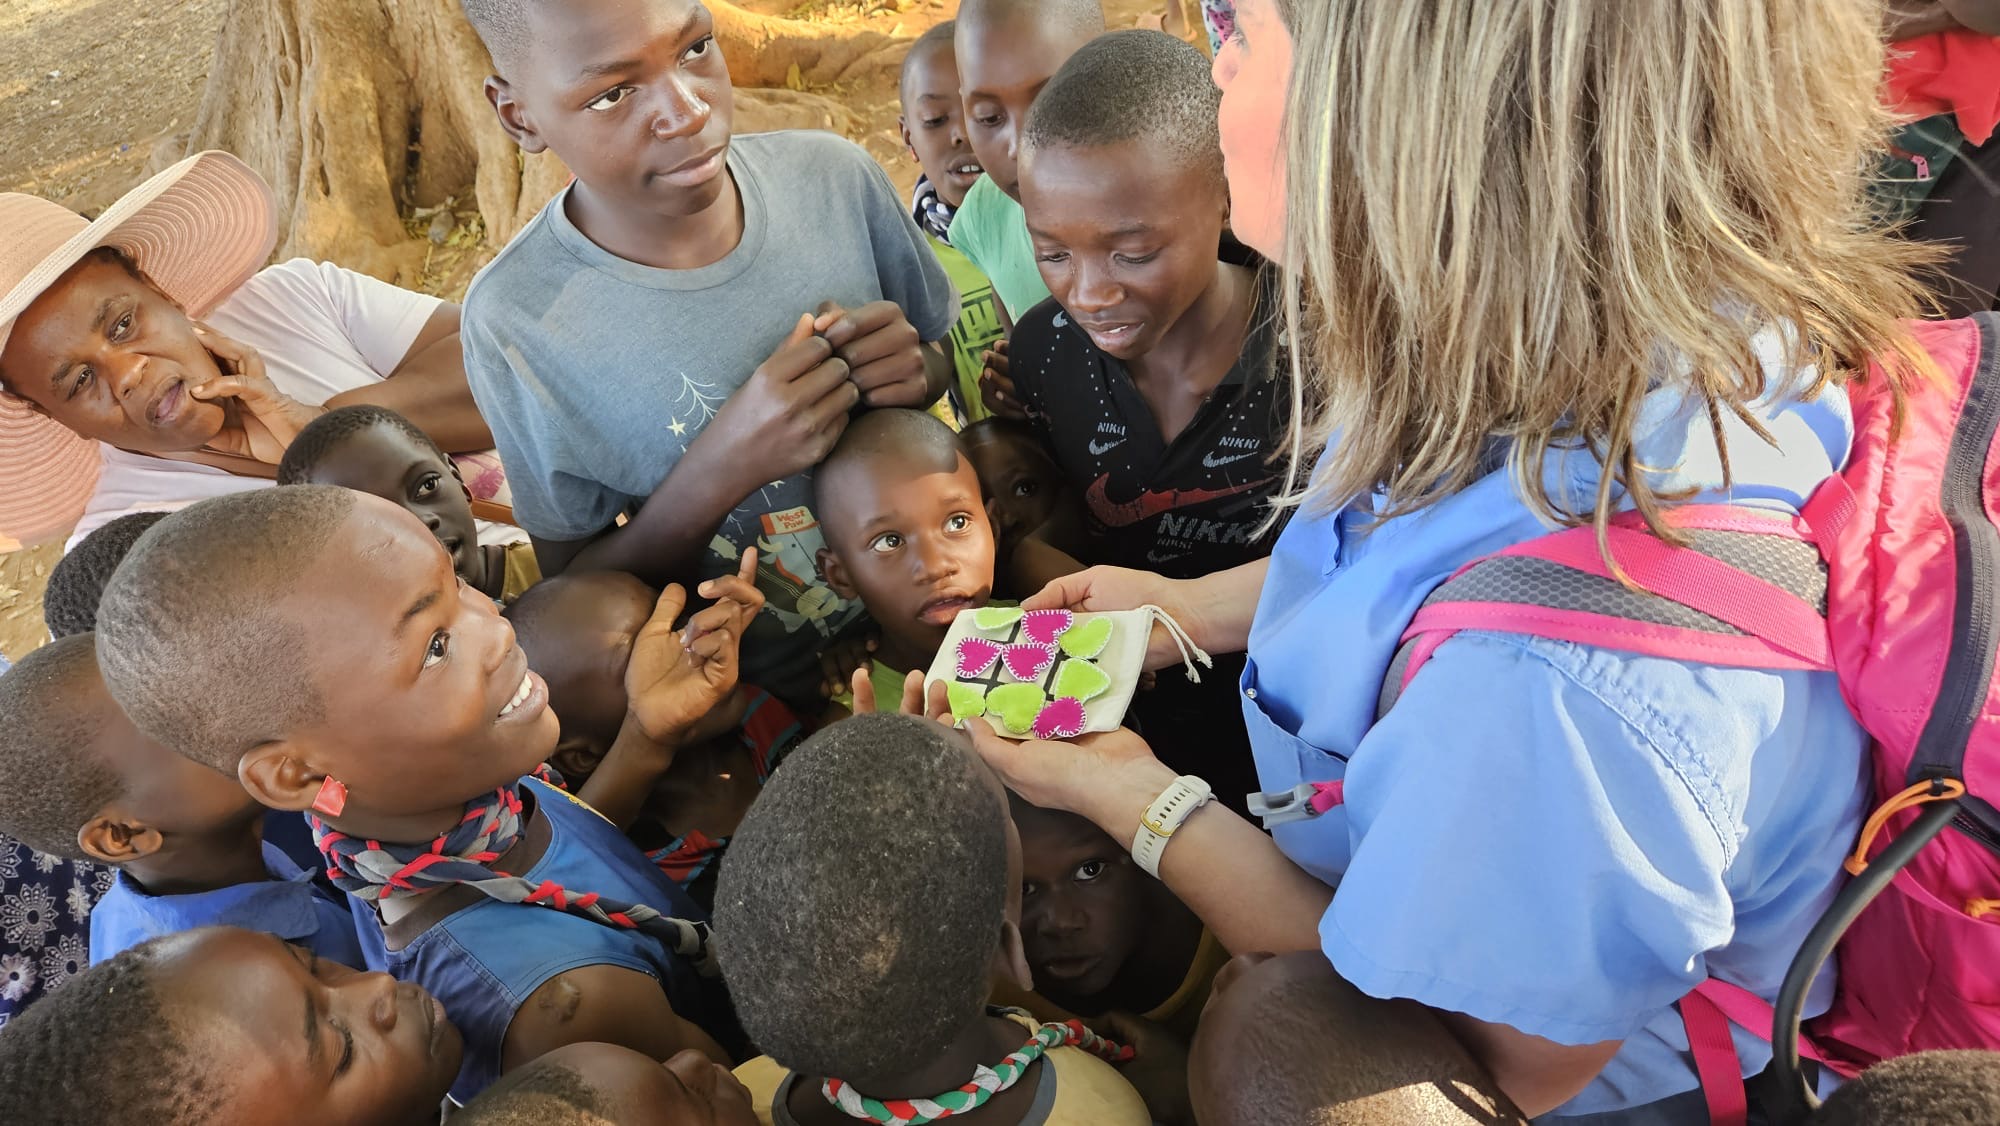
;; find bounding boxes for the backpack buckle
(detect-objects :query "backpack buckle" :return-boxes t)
[1248,782,1344,827]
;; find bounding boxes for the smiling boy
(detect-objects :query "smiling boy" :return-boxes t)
[95,486,761,1101]
[457,0,958,710]
[951,0,1106,325]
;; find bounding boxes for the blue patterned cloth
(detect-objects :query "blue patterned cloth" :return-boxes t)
[0,656,117,1029]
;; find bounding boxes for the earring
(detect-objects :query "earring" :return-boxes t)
[311,776,349,818]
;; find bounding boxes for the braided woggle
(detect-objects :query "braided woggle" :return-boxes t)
[821,1014,1133,1125]
[313,785,718,977]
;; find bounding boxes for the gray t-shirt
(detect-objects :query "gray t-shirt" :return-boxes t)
[462,130,958,704]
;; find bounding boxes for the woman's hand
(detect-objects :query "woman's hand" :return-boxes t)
[962,720,1174,828]
[190,325,323,463]
[1025,566,1205,672]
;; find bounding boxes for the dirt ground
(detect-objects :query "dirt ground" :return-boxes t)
[0,0,1165,661]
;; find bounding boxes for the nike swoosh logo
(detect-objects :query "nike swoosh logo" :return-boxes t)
[1087,438,1125,456]
[1085,474,1274,528]
[1202,451,1258,468]
[1146,549,1189,565]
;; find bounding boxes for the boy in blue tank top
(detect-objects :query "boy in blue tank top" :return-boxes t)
[93,486,764,1102]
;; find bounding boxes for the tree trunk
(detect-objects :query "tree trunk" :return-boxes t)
[175,0,896,287]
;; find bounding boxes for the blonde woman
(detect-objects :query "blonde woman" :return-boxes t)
[971,0,1931,1119]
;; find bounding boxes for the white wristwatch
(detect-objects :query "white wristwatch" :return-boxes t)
[1131,775,1213,879]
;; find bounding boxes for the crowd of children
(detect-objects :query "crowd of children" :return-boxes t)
[2,0,1999,1123]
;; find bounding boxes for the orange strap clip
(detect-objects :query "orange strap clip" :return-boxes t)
[1844,778,1966,876]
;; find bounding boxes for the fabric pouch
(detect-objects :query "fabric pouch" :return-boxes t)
[923,605,1211,740]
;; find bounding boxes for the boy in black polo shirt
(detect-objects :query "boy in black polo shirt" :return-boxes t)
[1007,30,1284,812]
[1009,31,1285,581]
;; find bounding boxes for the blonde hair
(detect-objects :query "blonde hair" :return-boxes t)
[1271,0,1935,535]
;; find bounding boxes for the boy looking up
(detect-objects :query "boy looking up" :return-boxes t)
[812,409,999,713]
[0,636,379,970]
[95,486,760,1101]
[458,0,958,710]
[718,713,1151,1125]
[277,405,541,603]
[900,21,1006,425]
[1007,797,1224,1041]
[1011,30,1284,811]
[952,0,1106,328]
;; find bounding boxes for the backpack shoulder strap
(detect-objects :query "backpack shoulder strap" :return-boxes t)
[1379,512,1829,718]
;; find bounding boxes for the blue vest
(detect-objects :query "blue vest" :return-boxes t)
[381,777,723,1102]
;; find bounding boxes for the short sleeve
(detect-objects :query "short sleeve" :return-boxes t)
[299,259,444,375]
[1323,631,1738,1046]
[858,156,958,343]
[458,310,626,542]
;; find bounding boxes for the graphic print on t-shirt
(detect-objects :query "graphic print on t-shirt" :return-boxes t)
[707,504,855,643]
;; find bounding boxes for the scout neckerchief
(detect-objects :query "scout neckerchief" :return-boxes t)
[822,1008,1133,1125]
[311,783,717,976]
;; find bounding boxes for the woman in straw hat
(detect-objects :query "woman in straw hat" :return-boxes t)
[963,0,1935,1120]
[0,151,492,553]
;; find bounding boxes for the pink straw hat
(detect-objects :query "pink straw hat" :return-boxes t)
[0,151,276,550]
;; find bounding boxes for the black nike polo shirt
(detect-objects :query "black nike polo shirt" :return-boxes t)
[1010,271,1291,581]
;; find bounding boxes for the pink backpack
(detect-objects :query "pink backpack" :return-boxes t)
[1355,314,2000,1123]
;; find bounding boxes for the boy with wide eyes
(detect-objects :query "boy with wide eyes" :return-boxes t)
[811,408,1000,716]
[458,0,959,711]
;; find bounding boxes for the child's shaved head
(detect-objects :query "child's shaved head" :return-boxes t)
[96,486,357,772]
[1190,952,1524,1125]
[459,0,537,76]
[1023,30,1223,188]
[715,714,1015,1085]
[0,635,126,858]
[814,407,966,520]
[44,510,170,639]
[957,0,1105,37]
[1812,1051,2000,1125]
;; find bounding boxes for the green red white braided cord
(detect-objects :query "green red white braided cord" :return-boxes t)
[820,1013,1134,1125]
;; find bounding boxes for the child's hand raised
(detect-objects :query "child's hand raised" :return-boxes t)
[978,338,1025,420]
[189,324,324,463]
[849,667,955,723]
[624,549,765,745]
[814,300,932,408]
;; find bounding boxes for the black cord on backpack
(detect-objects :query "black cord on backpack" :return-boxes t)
[1766,797,1964,1126]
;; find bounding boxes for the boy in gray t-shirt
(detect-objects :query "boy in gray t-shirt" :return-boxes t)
[460,0,957,707]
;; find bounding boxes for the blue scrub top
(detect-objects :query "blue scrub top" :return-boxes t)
[1240,331,1868,1118]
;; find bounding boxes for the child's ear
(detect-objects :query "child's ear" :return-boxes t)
[548,737,601,784]
[817,547,859,601]
[238,743,324,813]
[484,76,548,155]
[993,918,1034,992]
[898,115,916,159]
[77,812,163,866]
[447,455,474,505]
